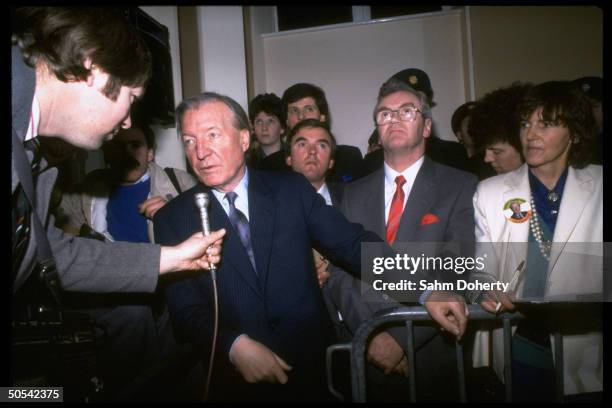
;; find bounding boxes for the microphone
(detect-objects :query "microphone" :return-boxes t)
[194,192,217,280]
[194,192,219,400]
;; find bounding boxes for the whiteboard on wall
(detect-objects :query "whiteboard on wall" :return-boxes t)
[263,11,468,155]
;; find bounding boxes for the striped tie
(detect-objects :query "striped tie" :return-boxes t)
[386,175,406,244]
[225,192,257,274]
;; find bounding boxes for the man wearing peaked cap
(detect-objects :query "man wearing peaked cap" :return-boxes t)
[340,75,478,402]
[390,68,436,107]
[572,76,602,102]
[572,76,602,164]
[363,67,472,176]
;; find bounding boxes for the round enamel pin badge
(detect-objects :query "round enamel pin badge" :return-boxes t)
[503,198,531,223]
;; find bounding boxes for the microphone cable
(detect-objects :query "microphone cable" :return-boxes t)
[203,265,218,401]
[194,193,219,402]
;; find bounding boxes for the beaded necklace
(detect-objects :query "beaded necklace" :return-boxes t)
[529,194,552,260]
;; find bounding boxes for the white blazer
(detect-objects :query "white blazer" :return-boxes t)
[471,163,603,395]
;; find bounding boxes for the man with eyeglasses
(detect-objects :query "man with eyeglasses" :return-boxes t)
[339,77,478,401]
[363,68,472,177]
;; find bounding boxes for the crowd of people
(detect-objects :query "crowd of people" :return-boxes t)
[11,7,603,403]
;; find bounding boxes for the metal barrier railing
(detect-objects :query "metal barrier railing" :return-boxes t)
[326,305,566,402]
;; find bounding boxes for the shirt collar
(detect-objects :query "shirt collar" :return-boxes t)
[317,182,333,206]
[528,167,568,231]
[211,167,250,219]
[122,170,151,186]
[25,94,41,142]
[257,146,268,158]
[529,167,568,200]
[383,155,424,188]
[233,168,250,200]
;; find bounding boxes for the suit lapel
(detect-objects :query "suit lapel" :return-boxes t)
[205,184,263,299]
[247,171,275,291]
[552,167,592,244]
[548,167,593,272]
[364,169,386,236]
[499,165,530,283]
[328,182,344,207]
[396,158,436,242]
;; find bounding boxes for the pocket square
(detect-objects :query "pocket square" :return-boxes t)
[420,213,439,225]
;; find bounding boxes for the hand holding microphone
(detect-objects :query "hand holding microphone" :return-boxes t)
[160,229,225,274]
[195,192,220,279]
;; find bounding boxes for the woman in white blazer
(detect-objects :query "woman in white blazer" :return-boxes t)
[470,81,602,401]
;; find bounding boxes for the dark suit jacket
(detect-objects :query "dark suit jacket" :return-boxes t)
[331,156,477,331]
[338,156,477,401]
[342,157,476,248]
[153,169,382,401]
[426,135,471,173]
[319,182,363,343]
[248,147,290,172]
[327,182,345,206]
[327,144,364,183]
[324,153,478,340]
[467,150,496,181]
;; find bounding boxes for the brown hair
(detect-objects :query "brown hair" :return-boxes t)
[285,119,337,159]
[469,82,532,154]
[13,7,152,101]
[518,81,597,169]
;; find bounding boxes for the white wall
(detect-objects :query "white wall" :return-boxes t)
[197,6,249,111]
[247,6,276,97]
[262,10,467,154]
[142,6,248,170]
[140,6,186,170]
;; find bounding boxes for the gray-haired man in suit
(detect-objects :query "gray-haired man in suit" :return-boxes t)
[338,77,478,401]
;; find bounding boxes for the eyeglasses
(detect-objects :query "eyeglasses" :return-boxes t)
[375,106,422,125]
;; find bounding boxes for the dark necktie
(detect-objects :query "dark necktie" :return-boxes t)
[26,138,42,176]
[225,191,257,274]
[12,138,42,276]
[386,175,406,244]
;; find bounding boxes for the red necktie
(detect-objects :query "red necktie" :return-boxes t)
[386,175,406,244]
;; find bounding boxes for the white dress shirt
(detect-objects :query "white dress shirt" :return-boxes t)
[316,183,333,206]
[383,156,424,224]
[211,168,250,221]
[25,94,40,142]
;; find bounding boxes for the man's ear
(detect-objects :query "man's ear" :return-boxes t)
[320,114,327,123]
[240,129,250,152]
[286,155,292,167]
[147,148,155,163]
[423,118,433,139]
[328,158,335,170]
[83,58,95,87]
